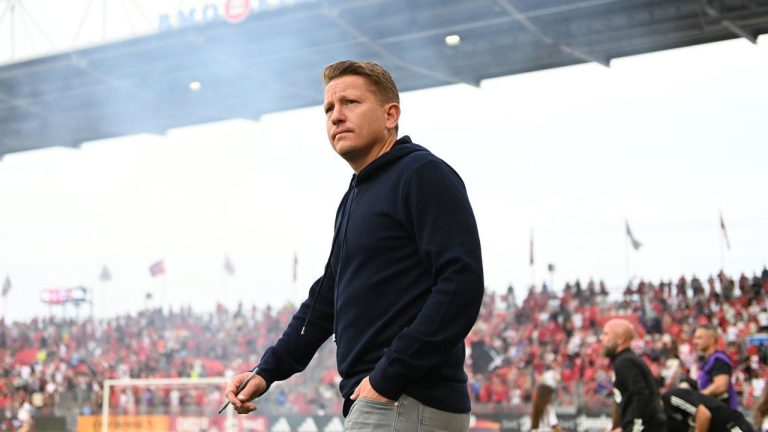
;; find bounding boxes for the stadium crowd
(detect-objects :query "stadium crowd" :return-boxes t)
[1,267,767,430]
[468,268,768,411]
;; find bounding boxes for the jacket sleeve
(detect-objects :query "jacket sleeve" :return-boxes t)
[256,260,335,387]
[369,159,484,400]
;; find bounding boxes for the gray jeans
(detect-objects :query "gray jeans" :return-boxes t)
[344,394,470,432]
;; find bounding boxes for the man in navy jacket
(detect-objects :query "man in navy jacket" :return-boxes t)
[224,60,484,431]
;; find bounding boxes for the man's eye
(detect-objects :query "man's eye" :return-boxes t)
[345,100,357,105]
[325,106,333,114]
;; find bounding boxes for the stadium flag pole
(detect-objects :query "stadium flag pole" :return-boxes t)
[529,228,535,291]
[222,257,226,310]
[98,265,111,318]
[221,258,226,311]
[100,279,105,318]
[161,261,167,312]
[624,223,631,286]
[222,269,228,311]
[222,255,235,310]
[548,263,556,295]
[2,275,10,319]
[719,224,725,272]
[719,209,728,272]
[292,250,298,300]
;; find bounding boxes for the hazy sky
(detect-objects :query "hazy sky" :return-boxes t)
[0,4,766,321]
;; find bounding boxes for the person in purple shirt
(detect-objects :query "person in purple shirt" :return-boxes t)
[693,324,739,410]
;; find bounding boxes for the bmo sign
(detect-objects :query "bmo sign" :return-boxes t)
[159,0,315,31]
[223,0,252,23]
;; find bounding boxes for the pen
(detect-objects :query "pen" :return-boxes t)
[217,367,259,415]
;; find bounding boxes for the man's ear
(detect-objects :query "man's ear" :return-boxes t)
[384,103,400,129]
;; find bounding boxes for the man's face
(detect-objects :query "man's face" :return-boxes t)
[323,75,394,165]
[693,328,715,353]
[600,324,619,358]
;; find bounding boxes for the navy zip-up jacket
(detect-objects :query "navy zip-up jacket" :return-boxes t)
[256,136,484,415]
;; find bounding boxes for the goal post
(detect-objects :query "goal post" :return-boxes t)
[93,375,345,432]
[100,376,232,432]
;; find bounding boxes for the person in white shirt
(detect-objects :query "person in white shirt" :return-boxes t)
[758,308,768,332]
[530,372,561,432]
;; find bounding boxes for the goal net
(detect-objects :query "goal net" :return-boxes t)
[85,376,345,432]
[88,376,263,432]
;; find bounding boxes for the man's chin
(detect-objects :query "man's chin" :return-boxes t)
[332,140,358,157]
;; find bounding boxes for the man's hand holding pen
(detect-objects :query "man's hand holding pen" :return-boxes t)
[223,370,268,414]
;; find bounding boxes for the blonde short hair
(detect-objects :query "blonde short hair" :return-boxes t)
[322,60,400,105]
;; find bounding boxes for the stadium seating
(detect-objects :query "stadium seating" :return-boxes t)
[1,268,766,428]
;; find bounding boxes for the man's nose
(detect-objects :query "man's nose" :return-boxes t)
[330,107,344,125]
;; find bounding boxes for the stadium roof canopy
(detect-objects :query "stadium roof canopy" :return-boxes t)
[1,0,767,157]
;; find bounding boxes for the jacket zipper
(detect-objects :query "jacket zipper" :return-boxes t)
[332,177,357,343]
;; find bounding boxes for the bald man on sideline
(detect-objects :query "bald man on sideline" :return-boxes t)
[601,318,666,432]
